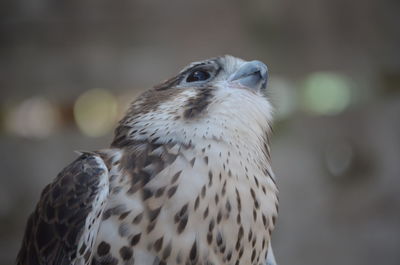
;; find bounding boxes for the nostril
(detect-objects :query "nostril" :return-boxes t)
[253,71,262,78]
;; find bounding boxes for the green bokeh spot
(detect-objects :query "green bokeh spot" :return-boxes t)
[303,72,351,115]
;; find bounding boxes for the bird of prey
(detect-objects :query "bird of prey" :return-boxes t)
[16,55,279,265]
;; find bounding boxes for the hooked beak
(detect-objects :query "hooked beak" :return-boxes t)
[228,60,268,91]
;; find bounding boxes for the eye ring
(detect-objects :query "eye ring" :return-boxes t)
[186,70,211,83]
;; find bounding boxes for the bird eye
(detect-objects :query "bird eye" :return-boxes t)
[186,70,211,83]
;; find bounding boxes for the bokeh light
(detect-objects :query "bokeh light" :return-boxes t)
[73,89,118,137]
[324,141,354,179]
[5,97,60,139]
[302,72,352,115]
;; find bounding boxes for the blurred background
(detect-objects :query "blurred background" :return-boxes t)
[1,0,400,264]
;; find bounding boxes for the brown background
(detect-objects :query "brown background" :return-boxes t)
[1,0,400,264]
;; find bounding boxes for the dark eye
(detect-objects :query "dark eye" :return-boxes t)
[186,70,211,83]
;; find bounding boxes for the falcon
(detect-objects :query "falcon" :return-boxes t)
[16,55,279,265]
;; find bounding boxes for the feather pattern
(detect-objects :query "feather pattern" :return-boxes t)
[17,55,279,265]
[16,153,110,265]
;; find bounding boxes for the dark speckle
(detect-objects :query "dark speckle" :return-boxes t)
[162,242,172,259]
[189,241,197,262]
[97,241,110,256]
[217,210,222,224]
[177,215,188,234]
[190,158,196,167]
[262,213,268,227]
[147,222,156,233]
[208,171,213,187]
[130,233,141,246]
[251,249,256,263]
[194,196,200,211]
[226,250,232,262]
[148,207,162,222]
[225,200,231,212]
[132,212,143,224]
[171,171,182,184]
[248,229,253,242]
[167,185,178,198]
[207,232,213,244]
[201,185,206,198]
[119,211,131,220]
[155,187,166,197]
[142,188,153,201]
[203,206,209,219]
[215,194,219,204]
[119,246,133,260]
[216,232,223,246]
[154,236,164,252]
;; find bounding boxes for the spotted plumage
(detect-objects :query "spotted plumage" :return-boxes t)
[17,55,278,265]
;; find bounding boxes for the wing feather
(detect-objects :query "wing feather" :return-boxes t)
[16,153,110,265]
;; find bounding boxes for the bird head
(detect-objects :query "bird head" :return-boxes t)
[112,55,273,149]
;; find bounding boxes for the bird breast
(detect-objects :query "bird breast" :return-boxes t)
[94,138,278,265]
